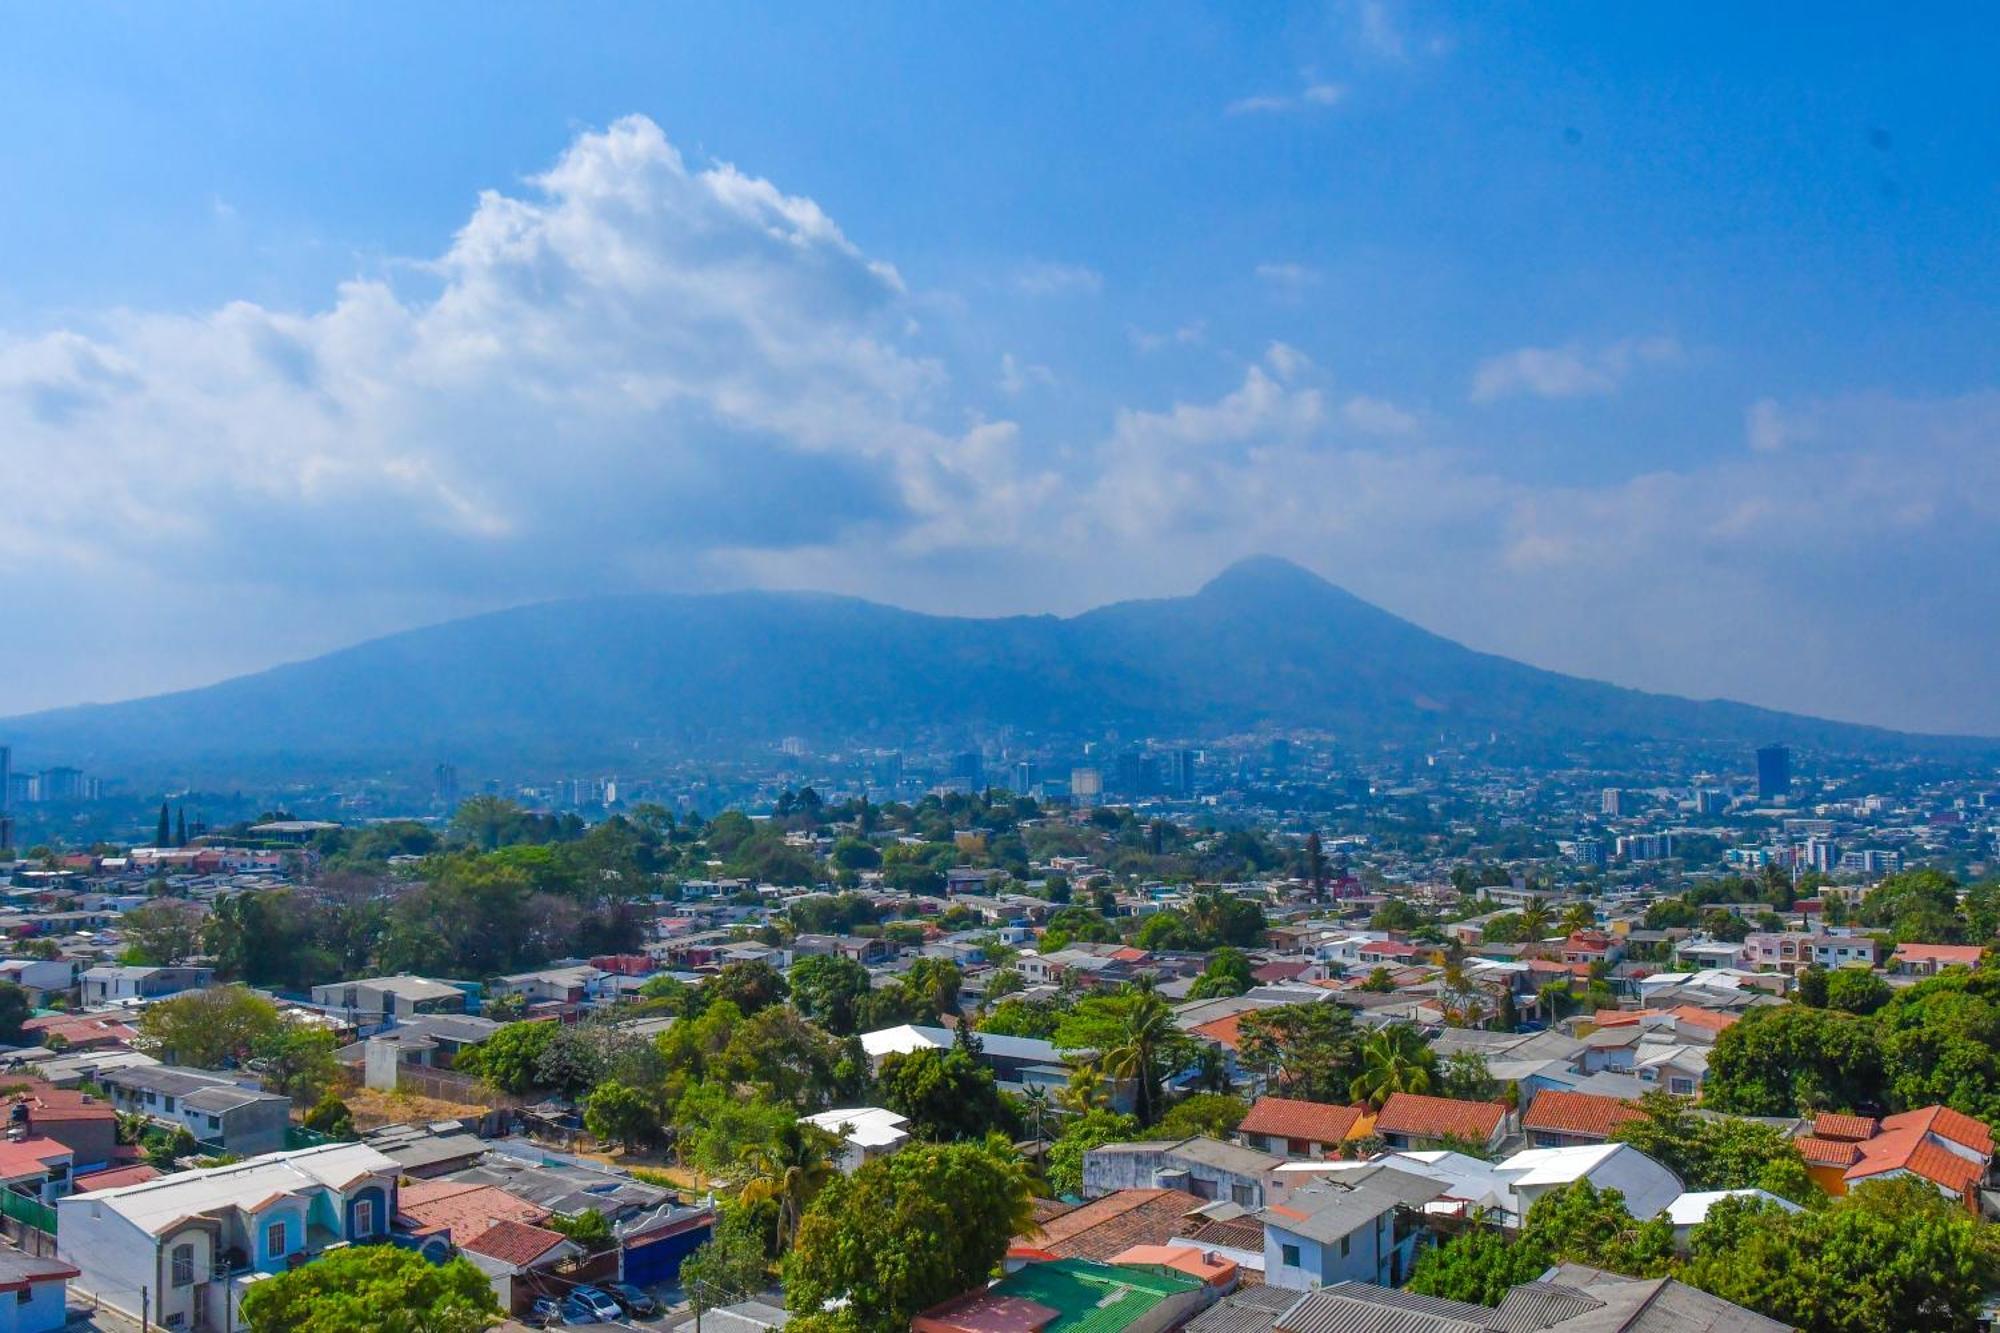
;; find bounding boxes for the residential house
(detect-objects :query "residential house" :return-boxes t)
[790,935,895,966]
[1662,1190,1801,1250]
[308,975,469,1025]
[1236,1097,1373,1161]
[485,965,606,1016]
[1561,933,1623,967]
[1083,1137,1283,1208]
[1371,1093,1509,1155]
[1522,1090,1645,1148]
[1795,1106,1994,1212]
[1010,1188,1206,1264]
[0,1138,72,1203]
[456,1219,583,1316]
[57,1143,399,1333]
[101,1067,289,1157]
[0,1249,80,1333]
[0,961,76,1008]
[799,1107,910,1173]
[1257,1165,1444,1290]
[0,1082,118,1171]
[860,1024,1086,1104]
[1889,943,1987,977]
[78,965,213,1006]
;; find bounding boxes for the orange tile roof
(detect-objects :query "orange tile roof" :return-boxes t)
[0,1080,117,1124]
[1796,1136,1861,1167]
[1238,1097,1368,1145]
[1882,1105,1995,1157]
[1882,1139,1986,1196]
[1521,1090,1643,1140]
[1668,1006,1739,1033]
[1891,943,1986,966]
[1811,1113,1878,1143]
[72,1163,159,1191]
[1374,1092,1507,1142]
[459,1219,569,1269]
[1108,1244,1238,1286]
[397,1181,548,1240]
[1017,1188,1202,1260]
[0,1136,69,1181]
[1190,1014,1245,1050]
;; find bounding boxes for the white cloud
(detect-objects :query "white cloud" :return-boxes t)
[1746,396,1813,453]
[1011,260,1103,297]
[1227,78,1346,116]
[1470,334,1683,403]
[998,353,1055,395]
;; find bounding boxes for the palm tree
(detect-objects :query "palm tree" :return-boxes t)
[1058,1064,1110,1114]
[1559,903,1595,936]
[1097,991,1179,1126]
[1349,1026,1436,1108]
[738,1121,837,1252]
[1020,1084,1054,1165]
[1519,901,1553,939]
[1191,1044,1232,1095]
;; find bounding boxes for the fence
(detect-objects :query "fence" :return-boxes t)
[0,1188,56,1236]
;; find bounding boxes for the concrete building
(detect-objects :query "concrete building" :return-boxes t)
[100,1067,289,1157]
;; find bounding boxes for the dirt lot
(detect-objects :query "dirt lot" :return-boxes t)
[345,1084,491,1130]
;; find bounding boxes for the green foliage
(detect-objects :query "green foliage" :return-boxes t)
[1369,899,1424,932]
[1234,1002,1360,1104]
[1438,1050,1500,1103]
[1703,1004,1884,1116]
[784,1142,1033,1330]
[1825,968,1892,1016]
[1349,1024,1438,1108]
[584,1079,661,1150]
[120,898,208,966]
[547,1207,615,1250]
[1860,868,1967,945]
[144,1125,198,1170]
[253,1024,340,1106]
[454,1019,556,1095]
[1149,1093,1246,1141]
[137,985,284,1069]
[673,1083,796,1180]
[1043,1109,1138,1197]
[978,995,1066,1040]
[1358,967,1396,993]
[1610,1092,1814,1203]
[0,984,28,1044]
[682,1204,773,1308]
[303,1094,355,1140]
[1411,1181,1672,1306]
[709,960,791,1016]
[239,1245,500,1332]
[1187,947,1254,999]
[1682,1177,2000,1333]
[788,955,873,1036]
[1054,988,1192,1126]
[877,1047,1008,1141]
[1408,1224,1548,1304]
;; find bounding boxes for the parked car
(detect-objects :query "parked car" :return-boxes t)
[606,1281,661,1318]
[560,1293,605,1324]
[569,1286,625,1322]
[528,1297,566,1328]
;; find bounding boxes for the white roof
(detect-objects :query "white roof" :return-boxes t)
[1500,1143,1683,1220]
[1663,1188,1802,1227]
[60,1143,397,1235]
[801,1106,910,1149]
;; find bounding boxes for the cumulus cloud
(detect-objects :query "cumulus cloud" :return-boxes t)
[1470,334,1683,403]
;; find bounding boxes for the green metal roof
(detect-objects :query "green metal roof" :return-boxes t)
[990,1259,1204,1333]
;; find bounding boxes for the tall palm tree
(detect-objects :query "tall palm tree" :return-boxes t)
[1098,990,1178,1126]
[738,1121,837,1252]
[1349,1026,1436,1108]
[1058,1064,1110,1114]
[1559,903,1596,936]
[1519,901,1553,940]
[1020,1084,1054,1165]
[1191,1044,1233,1095]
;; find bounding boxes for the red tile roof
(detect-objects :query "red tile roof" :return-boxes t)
[1668,1006,1740,1034]
[0,1081,117,1124]
[0,1136,70,1181]
[459,1219,569,1269]
[1016,1188,1203,1260]
[1374,1092,1507,1142]
[1521,1090,1643,1141]
[397,1180,549,1240]
[1238,1097,1367,1145]
[1811,1113,1877,1143]
[1797,1136,1861,1167]
[72,1164,160,1191]
[1189,1014,1246,1051]
[1891,944,1986,967]
[1884,1105,1995,1157]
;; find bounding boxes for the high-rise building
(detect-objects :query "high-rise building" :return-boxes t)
[1166,748,1197,798]
[1756,745,1791,802]
[434,762,461,811]
[952,752,984,791]
[0,744,10,813]
[1009,760,1036,794]
[1070,767,1103,805]
[1694,788,1727,816]
[1600,788,1627,817]
[37,767,85,803]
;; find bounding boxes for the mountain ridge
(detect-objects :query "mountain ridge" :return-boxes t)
[3,557,1986,780]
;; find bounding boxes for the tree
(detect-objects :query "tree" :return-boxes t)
[1359,967,1396,993]
[1349,1024,1437,1108]
[137,986,283,1069]
[1682,1178,2000,1333]
[1408,1224,1548,1305]
[1796,966,1831,1008]
[789,955,873,1036]
[877,1048,1007,1141]
[672,1083,795,1180]
[239,1244,498,1332]
[1055,989,1189,1127]
[1370,899,1424,933]
[1704,1005,1884,1115]
[1610,1092,1813,1202]
[547,1208,615,1250]
[1825,969,1892,1016]
[681,1204,772,1310]
[303,1094,355,1140]
[739,1120,840,1251]
[1518,901,1552,939]
[1187,947,1253,1000]
[1234,1003,1359,1104]
[454,1020,557,1095]
[155,802,171,850]
[253,1025,340,1106]
[978,996,1065,1040]
[1411,1182,1672,1306]
[0,984,29,1045]
[121,899,208,966]
[709,960,790,1016]
[584,1080,660,1152]
[1439,1050,1500,1103]
[1045,1108,1140,1197]
[1558,902,1595,936]
[1150,1093,1246,1141]
[784,1143,1032,1329]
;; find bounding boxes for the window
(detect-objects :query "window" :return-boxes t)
[1339,1236,1350,1258]
[266,1221,287,1258]
[171,1244,195,1287]
[206,1115,220,1130]
[1281,1244,1301,1268]
[1230,1182,1258,1207]
[163,1096,176,1114]
[1287,1138,1309,1156]
[353,1199,374,1236]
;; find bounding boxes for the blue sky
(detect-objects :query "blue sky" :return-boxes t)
[2,2,1997,733]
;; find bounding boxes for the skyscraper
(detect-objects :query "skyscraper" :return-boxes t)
[1756,745,1791,802]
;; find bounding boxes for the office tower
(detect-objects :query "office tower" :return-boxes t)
[1694,788,1726,816]
[1756,745,1791,801]
[1600,788,1626,817]
[1166,748,1197,798]
[1070,767,1103,805]
[1112,750,1143,796]
[37,767,84,803]
[952,752,984,791]
[434,762,461,811]
[1010,760,1036,794]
